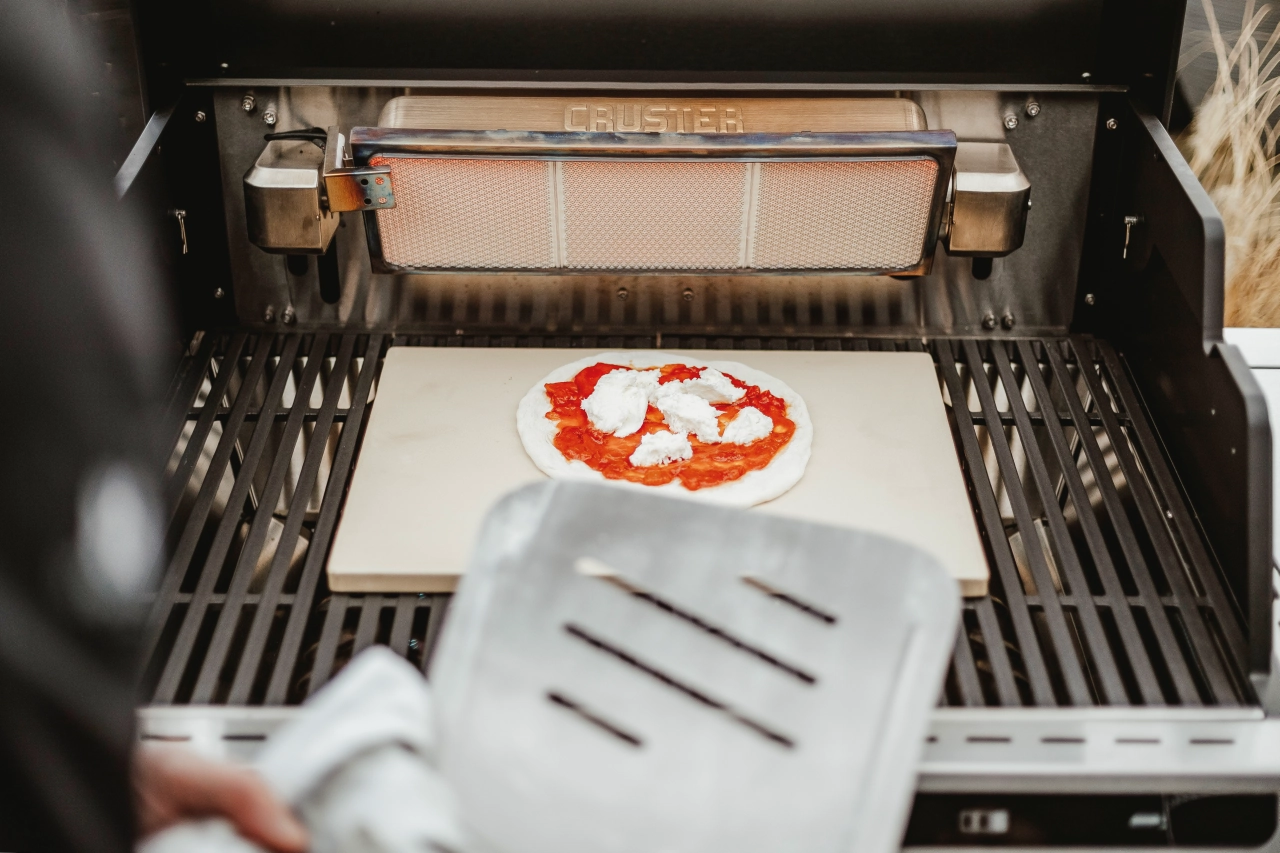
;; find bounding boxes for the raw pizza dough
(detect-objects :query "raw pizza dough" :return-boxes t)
[516,351,812,506]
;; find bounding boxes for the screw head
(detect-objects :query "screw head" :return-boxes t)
[982,312,997,330]
[1025,102,1041,118]
[213,288,226,299]
[282,306,296,325]
[241,93,256,112]
[1001,312,1016,330]
[262,109,277,126]
[1106,117,1118,130]
[682,288,695,302]
[616,287,629,300]
[376,196,387,204]
[194,110,207,123]
[1085,293,1096,305]
[1081,71,1092,80]
[1003,114,1019,131]
[264,306,276,323]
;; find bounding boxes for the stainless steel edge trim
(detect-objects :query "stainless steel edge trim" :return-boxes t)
[140,705,1280,793]
[189,79,1129,93]
[115,105,174,199]
[349,128,957,160]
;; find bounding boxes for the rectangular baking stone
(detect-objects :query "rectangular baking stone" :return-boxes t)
[327,348,988,595]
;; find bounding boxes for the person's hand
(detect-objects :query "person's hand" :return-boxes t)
[133,743,309,852]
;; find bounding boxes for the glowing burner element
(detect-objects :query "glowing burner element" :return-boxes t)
[362,130,953,275]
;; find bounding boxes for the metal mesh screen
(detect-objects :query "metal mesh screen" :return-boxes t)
[145,332,1251,709]
[751,160,938,270]
[370,157,557,269]
[560,161,749,270]
[369,156,938,273]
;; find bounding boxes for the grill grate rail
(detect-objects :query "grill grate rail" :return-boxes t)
[142,332,1252,708]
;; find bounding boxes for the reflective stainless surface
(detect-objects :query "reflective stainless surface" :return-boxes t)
[946,142,1032,257]
[377,94,928,134]
[243,139,340,253]
[430,481,957,853]
[136,705,1280,795]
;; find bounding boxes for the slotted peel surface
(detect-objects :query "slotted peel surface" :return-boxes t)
[431,481,959,853]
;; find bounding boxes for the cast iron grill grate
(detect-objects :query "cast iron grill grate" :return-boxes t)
[142,332,1253,708]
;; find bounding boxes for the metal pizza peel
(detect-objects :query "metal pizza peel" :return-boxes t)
[430,480,960,853]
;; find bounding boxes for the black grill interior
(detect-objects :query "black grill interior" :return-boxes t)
[142,332,1252,708]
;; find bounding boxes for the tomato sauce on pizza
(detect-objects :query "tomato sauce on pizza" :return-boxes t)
[544,362,795,490]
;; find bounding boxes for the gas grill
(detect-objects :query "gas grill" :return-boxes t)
[119,0,1280,847]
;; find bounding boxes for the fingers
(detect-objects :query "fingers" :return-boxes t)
[204,759,309,853]
[134,744,309,852]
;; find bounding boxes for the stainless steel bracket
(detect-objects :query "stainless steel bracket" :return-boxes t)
[322,125,395,213]
[242,126,395,254]
[943,141,1031,258]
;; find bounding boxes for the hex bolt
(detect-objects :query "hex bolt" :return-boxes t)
[1084,293,1096,305]
[617,287,629,300]
[1106,117,1118,130]
[262,109,277,126]
[1025,101,1041,118]
[264,306,276,323]
[682,288,695,302]
[194,110,207,123]
[241,93,256,113]
[1001,312,1016,330]
[982,312,997,330]
[1003,114,1019,131]
[213,288,226,300]
[282,306,296,325]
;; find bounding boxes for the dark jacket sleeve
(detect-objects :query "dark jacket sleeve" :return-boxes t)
[0,2,173,851]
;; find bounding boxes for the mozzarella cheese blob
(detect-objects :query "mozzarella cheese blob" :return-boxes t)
[629,430,694,467]
[721,406,773,445]
[581,368,660,437]
[653,385,723,443]
[581,366,775,464]
[664,367,746,404]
